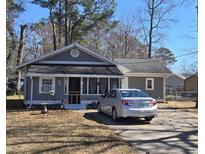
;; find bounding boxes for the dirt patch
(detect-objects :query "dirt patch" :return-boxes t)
[7,110,137,154]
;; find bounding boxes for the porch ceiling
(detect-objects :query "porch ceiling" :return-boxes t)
[27,65,123,76]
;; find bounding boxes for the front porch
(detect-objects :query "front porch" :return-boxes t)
[25,74,122,109]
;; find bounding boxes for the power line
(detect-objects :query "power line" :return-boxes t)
[118,51,197,64]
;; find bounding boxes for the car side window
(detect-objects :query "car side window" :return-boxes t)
[110,90,117,98]
[104,91,111,98]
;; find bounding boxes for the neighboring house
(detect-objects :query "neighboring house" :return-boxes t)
[16,43,123,109]
[114,58,171,102]
[184,74,198,91]
[16,43,171,109]
[165,74,187,93]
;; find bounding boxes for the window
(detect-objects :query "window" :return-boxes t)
[110,78,119,90]
[39,77,55,93]
[83,78,87,94]
[64,78,68,95]
[146,78,154,90]
[89,78,97,94]
[99,78,108,94]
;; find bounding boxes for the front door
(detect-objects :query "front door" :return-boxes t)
[69,77,80,104]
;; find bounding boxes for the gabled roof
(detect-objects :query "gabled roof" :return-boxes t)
[16,43,117,69]
[114,58,171,74]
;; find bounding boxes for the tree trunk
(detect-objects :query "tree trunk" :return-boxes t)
[148,0,155,58]
[16,24,27,94]
[49,9,57,51]
[64,0,68,46]
[58,0,62,48]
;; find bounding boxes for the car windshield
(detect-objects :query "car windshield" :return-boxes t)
[120,90,150,97]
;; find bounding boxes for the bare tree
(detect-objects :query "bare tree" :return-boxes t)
[16,24,27,94]
[64,0,68,46]
[136,0,176,58]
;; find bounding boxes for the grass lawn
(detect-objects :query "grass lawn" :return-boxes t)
[7,110,137,154]
[6,95,24,100]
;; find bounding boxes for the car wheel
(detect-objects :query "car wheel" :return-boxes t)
[112,108,117,121]
[144,117,153,122]
[97,103,101,113]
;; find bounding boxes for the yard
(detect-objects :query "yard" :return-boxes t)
[6,110,137,154]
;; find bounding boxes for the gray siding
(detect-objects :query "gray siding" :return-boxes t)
[26,77,66,101]
[41,49,106,63]
[128,77,164,99]
[81,95,102,101]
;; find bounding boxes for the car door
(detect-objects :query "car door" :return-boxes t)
[100,91,110,113]
[107,90,118,114]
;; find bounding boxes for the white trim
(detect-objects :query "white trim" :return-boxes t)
[146,78,154,90]
[16,43,117,69]
[24,67,27,103]
[30,77,33,101]
[70,48,80,57]
[27,73,123,78]
[39,77,55,94]
[125,73,171,77]
[37,60,110,65]
[80,77,83,94]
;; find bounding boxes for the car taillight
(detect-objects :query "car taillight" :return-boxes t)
[149,99,157,106]
[122,100,129,106]
[122,100,134,106]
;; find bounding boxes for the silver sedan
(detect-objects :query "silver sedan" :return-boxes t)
[97,89,157,121]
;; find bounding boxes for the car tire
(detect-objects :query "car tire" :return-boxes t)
[112,108,117,121]
[97,103,102,113]
[144,117,153,122]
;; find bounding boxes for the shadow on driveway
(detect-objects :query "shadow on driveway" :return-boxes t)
[84,111,150,125]
[84,110,198,154]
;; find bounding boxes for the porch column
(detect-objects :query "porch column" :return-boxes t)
[30,76,33,102]
[80,77,83,94]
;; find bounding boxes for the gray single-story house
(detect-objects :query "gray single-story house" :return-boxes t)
[16,43,171,109]
[114,58,171,102]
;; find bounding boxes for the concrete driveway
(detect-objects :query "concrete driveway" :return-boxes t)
[84,109,198,154]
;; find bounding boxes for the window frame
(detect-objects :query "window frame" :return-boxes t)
[39,77,55,94]
[145,78,154,90]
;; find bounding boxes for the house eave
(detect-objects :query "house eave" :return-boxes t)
[26,73,124,78]
[124,72,172,77]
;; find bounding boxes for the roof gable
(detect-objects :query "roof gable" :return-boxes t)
[16,43,116,69]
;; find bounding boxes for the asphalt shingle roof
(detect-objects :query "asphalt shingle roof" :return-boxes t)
[114,58,171,74]
[28,65,123,76]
